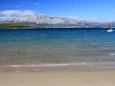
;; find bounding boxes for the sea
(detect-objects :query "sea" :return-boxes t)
[0,28,115,72]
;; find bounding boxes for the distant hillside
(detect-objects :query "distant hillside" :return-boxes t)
[0,11,115,28]
[0,23,31,29]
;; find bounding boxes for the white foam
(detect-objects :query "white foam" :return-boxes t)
[109,53,115,56]
[8,62,87,68]
[9,65,21,67]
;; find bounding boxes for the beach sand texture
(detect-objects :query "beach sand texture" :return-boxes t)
[0,70,115,86]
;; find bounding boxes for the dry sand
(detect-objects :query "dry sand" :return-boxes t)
[0,70,115,86]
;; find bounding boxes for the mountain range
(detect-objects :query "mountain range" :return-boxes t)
[0,10,115,28]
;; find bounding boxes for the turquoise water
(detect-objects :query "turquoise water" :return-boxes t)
[0,28,115,65]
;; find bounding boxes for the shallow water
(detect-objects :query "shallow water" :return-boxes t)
[0,28,115,66]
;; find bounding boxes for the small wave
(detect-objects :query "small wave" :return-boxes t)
[7,63,87,68]
[109,53,115,56]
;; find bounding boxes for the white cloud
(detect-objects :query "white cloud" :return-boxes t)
[66,16,80,21]
[34,3,39,6]
[0,10,37,17]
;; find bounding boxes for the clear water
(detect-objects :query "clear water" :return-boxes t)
[0,28,115,65]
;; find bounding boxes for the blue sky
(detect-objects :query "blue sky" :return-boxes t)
[0,0,115,22]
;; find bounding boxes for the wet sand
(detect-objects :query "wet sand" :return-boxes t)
[0,70,115,86]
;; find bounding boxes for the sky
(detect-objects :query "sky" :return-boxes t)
[0,0,115,22]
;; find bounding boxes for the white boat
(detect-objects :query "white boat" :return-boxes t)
[107,29,114,32]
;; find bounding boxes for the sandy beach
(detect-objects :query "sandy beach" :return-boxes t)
[0,70,115,86]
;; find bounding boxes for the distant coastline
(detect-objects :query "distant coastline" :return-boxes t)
[0,23,32,29]
[0,23,114,29]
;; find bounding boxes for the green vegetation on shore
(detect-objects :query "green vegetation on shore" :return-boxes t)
[0,23,30,28]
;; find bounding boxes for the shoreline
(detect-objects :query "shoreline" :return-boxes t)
[0,62,115,72]
[0,27,112,29]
